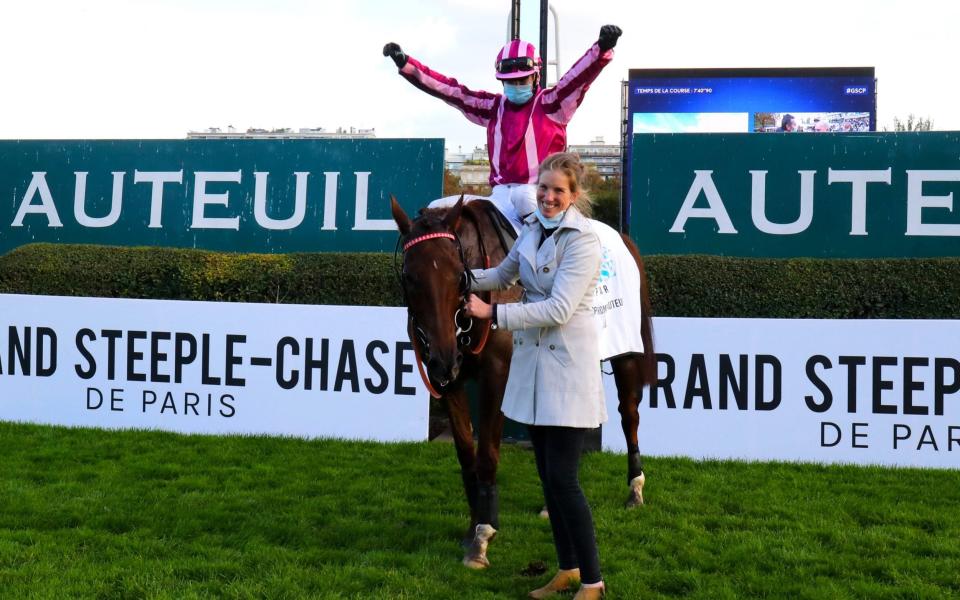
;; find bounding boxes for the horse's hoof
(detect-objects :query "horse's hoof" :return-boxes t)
[462,523,497,569]
[463,554,490,569]
[538,505,550,519]
[625,473,645,508]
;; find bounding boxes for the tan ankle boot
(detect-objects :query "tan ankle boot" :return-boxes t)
[572,583,605,599]
[528,568,580,599]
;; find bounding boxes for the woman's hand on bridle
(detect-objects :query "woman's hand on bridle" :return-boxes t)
[464,294,493,319]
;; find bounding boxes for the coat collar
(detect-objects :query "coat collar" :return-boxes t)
[522,206,591,233]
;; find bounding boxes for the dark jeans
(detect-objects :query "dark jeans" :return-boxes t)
[528,425,601,585]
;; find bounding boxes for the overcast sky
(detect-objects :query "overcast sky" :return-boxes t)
[1,0,956,152]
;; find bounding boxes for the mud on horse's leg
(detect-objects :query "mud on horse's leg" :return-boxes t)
[613,354,647,508]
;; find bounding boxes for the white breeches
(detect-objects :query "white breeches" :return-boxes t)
[428,184,537,231]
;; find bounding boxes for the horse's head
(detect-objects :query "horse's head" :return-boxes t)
[392,195,469,388]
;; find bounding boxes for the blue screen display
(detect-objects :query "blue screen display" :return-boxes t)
[627,68,876,133]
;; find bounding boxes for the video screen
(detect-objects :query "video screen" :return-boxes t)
[753,112,871,133]
[627,67,877,134]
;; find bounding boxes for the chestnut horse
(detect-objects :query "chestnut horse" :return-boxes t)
[391,196,655,569]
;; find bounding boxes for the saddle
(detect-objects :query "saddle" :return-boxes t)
[471,198,519,254]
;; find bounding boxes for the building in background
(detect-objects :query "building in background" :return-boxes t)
[444,137,621,182]
[568,137,620,179]
[444,145,487,175]
[445,145,490,192]
[187,126,376,139]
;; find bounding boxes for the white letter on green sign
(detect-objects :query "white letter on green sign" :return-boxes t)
[253,172,308,230]
[827,168,891,236]
[906,170,960,237]
[750,170,815,235]
[134,170,184,228]
[11,172,63,228]
[670,170,737,234]
[73,172,125,228]
[192,171,241,230]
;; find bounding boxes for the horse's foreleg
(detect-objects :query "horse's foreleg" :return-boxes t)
[613,355,646,508]
[445,389,479,539]
[475,388,504,530]
[463,350,508,570]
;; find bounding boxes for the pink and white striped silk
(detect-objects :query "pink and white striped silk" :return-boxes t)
[496,39,538,64]
[494,39,540,79]
[398,43,613,187]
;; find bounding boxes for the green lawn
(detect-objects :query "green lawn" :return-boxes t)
[0,422,957,599]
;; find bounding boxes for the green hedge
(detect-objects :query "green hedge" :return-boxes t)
[0,244,403,306]
[2,243,959,319]
[645,254,960,319]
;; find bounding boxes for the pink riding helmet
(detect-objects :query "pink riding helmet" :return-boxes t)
[495,39,541,80]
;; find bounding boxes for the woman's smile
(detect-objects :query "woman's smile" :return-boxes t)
[536,169,578,219]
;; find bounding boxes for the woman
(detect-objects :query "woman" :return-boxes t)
[383,26,621,227]
[464,153,607,600]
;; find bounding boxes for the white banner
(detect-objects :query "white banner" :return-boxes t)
[0,294,427,441]
[602,317,960,469]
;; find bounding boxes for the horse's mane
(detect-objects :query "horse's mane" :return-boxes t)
[408,207,449,235]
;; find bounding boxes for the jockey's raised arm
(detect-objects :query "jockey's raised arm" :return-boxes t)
[540,39,615,126]
[394,55,499,128]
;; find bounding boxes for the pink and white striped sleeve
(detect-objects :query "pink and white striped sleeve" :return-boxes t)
[540,44,614,125]
[399,56,498,127]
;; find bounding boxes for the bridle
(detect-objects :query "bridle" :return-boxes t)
[395,225,493,398]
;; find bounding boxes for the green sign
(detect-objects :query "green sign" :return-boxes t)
[0,139,443,256]
[631,132,960,257]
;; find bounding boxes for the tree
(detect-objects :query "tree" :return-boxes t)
[885,114,934,131]
[581,165,621,229]
[442,166,491,197]
[442,169,461,196]
[754,112,778,131]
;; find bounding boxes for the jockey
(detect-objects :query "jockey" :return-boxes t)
[383,25,622,228]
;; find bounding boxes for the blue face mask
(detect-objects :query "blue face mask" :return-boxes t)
[504,83,534,105]
[535,207,565,229]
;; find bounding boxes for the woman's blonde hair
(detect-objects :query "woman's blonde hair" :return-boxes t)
[538,152,593,217]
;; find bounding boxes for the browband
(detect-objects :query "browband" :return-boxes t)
[403,232,456,252]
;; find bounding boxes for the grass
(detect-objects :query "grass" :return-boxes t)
[0,422,958,599]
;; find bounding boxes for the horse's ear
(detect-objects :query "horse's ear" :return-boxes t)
[391,195,412,235]
[443,194,465,231]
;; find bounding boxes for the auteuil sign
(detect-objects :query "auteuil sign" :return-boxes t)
[0,139,442,255]
[631,132,960,257]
